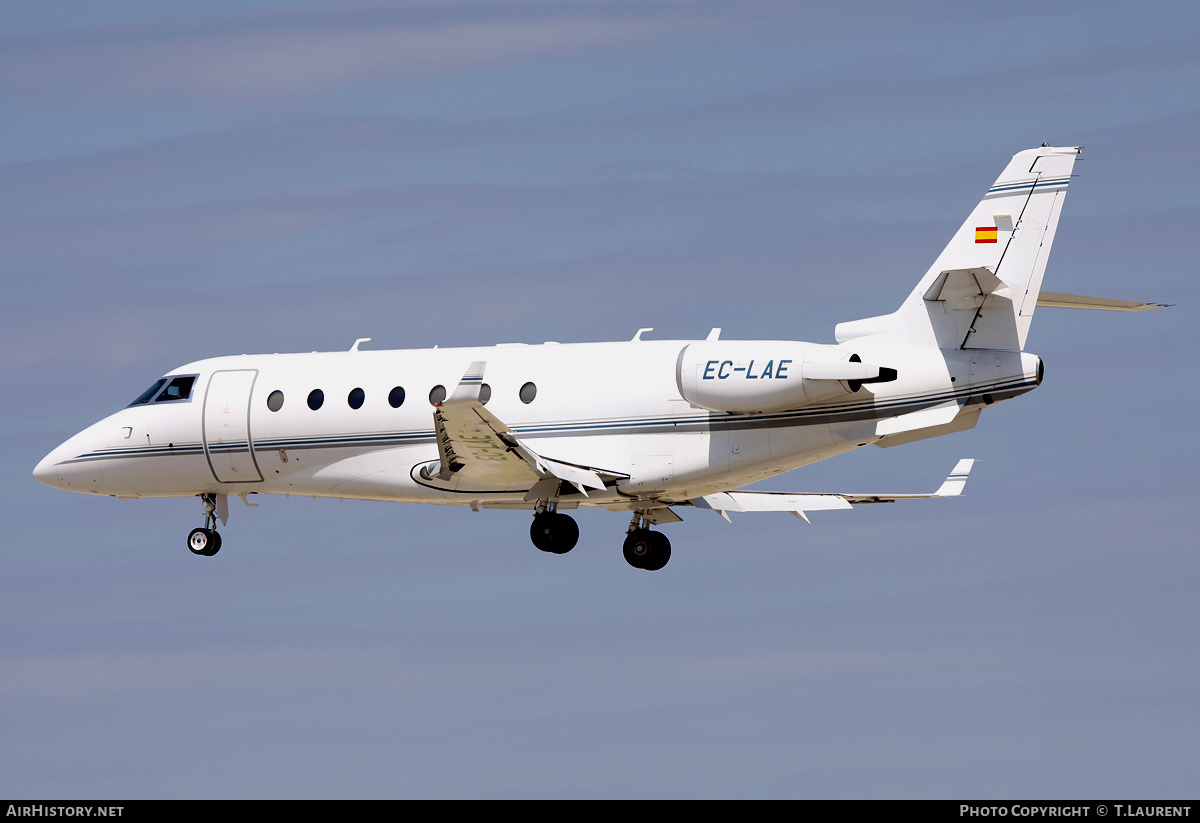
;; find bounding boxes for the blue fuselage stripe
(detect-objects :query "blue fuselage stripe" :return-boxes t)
[61,376,1036,465]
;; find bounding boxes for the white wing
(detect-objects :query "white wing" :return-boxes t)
[432,362,619,496]
[691,459,974,523]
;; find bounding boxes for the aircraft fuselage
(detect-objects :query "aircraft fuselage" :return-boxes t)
[34,338,1039,510]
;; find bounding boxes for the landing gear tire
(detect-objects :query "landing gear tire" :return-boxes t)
[187,527,221,557]
[530,512,579,554]
[623,529,670,571]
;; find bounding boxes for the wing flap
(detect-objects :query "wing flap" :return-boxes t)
[692,459,974,522]
[694,492,851,524]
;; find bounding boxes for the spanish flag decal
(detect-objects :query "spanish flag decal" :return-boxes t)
[975,226,998,243]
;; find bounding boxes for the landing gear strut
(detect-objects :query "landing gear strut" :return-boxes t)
[187,493,222,557]
[530,508,579,554]
[623,513,671,571]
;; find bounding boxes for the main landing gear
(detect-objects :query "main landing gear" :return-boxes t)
[187,493,222,557]
[623,513,671,571]
[530,509,579,555]
[528,508,672,570]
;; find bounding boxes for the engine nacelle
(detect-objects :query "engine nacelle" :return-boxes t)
[676,341,893,414]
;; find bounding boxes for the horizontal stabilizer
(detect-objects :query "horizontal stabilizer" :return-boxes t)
[691,459,974,522]
[923,267,1011,305]
[1036,292,1170,311]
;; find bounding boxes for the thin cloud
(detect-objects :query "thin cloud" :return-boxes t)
[0,4,683,104]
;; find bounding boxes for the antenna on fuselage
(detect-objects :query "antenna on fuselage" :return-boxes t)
[350,338,371,351]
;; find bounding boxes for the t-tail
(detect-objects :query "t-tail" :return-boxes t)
[836,145,1080,351]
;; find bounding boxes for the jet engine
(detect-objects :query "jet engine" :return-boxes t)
[676,341,895,414]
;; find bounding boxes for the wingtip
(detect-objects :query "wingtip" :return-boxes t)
[935,458,975,496]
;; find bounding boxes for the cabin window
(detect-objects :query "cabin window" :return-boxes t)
[348,387,365,409]
[479,383,492,405]
[388,386,405,408]
[154,375,196,403]
[519,382,537,404]
[129,379,167,407]
[428,385,446,406]
[308,389,324,411]
[267,391,284,412]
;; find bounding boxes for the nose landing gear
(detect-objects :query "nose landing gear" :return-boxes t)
[187,493,223,556]
[187,526,221,556]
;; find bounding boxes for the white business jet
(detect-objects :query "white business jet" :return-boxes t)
[33,146,1164,570]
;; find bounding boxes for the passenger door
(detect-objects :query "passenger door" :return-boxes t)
[203,370,264,483]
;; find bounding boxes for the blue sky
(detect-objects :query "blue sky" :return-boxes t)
[3,0,1197,798]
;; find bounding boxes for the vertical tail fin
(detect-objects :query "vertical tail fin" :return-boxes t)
[837,146,1079,351]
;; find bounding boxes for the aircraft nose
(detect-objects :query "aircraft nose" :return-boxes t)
[32,432,105,493]
[32,449,62,488]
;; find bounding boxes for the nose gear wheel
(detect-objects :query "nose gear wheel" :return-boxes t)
[187,493,222,556]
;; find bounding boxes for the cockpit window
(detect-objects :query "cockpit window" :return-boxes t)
[129,379,168,407]
[154,375,197,403]
[128,374,199,407]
